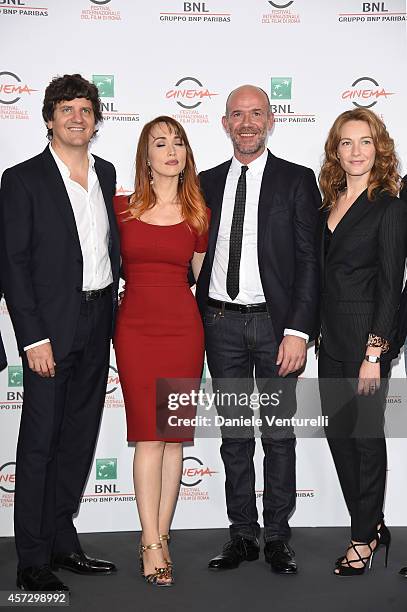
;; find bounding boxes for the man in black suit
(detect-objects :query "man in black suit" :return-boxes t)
[196,85,320,573]
[0,74,120,592]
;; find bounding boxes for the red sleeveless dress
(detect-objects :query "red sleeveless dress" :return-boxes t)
[113,196,208,441]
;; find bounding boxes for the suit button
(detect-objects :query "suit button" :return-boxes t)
[76,287,82,293]
[77,258,82,264]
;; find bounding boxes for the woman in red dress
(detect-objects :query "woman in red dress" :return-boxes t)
[114,116,209,586]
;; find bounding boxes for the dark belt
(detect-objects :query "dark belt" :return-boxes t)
[82,284,112,302]
[207,297,267,314]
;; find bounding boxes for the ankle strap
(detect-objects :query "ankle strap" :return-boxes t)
[141,542,163,552]
[159,534,170,542]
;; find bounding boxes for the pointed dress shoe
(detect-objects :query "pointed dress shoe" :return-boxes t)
[17,566,69,591]
[52,551,117,575]
[264,540,297,574]
[208,536,260,570]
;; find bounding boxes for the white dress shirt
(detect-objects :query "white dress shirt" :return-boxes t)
[208,148,308,342]
[24,144,113,351]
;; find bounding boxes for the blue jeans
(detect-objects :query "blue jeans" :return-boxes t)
[203,304,297,542]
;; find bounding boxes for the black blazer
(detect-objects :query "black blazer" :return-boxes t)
[319,190,407,361]
[196,150,321,342]
[0,146,120,361]
[396,175,407,344]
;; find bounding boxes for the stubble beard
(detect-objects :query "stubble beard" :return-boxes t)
[231,132,267,157]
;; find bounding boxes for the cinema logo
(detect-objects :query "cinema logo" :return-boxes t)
[262,0,300,24]
[0,71,37,121]
[159,2,231,22]
[104,364,124,408]
[270,77,316,125]
[0,0,48,17]
[0,462,15,494]
[166,76,218,125]
[341,77,395,108]
[0,462,15,509]
[338,1,406,23]
[0,365,23,411]
[92,75,139,124]
[179,456,218,502]
[81,0,121,21]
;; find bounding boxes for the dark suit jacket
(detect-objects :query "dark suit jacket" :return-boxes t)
[196,150,321,342]
[319,190,407,361]
[0,146,120,361]
[396,175,407,344]
[400,174,407,201]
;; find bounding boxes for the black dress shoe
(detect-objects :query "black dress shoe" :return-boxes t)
[208,536,259,570]
[17,566,69,591]
[52,551,117,575]
[264,540,297,574]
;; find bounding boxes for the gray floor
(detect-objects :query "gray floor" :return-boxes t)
[0,528,406,612]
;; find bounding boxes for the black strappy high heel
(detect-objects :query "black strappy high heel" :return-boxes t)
[334,539,378,576]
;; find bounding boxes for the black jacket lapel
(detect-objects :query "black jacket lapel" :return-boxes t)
[326,189,371,260]
[207,160,231,268]
[40,147,80,244]
[318,208,329,289]
[257,151,277,258]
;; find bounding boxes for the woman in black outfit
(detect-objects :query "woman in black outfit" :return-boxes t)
[318,108,407,576]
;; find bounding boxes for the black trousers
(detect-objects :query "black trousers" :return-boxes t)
[318,343,390,543]
[14,292,112,569]
[204,305,297,543]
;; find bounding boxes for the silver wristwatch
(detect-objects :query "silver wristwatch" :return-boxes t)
[365,355,380,363]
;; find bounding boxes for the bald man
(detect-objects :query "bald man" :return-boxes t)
[196,85,320,574]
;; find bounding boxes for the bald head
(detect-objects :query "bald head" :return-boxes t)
[225,85,271,117]
[222,84,274,164]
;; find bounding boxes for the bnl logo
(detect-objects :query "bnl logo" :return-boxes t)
[7,366,23,401]
[8,366,23,387]
[183,3,209,11]
[95,458,119,493]
[362,3,388,11]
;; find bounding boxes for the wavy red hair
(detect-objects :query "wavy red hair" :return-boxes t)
[319,108,401,209]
